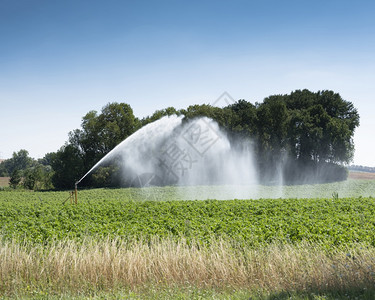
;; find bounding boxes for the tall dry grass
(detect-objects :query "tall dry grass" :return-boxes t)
[1,238,375,295]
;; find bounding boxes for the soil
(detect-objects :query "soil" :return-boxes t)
[0,177,9,187]
[348,171,375,180]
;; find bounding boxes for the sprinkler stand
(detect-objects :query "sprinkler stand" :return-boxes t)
[74,182,78,204]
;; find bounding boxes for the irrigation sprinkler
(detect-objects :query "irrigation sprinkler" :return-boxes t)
[65,181,80,205]
[63,189,77,205]
[74,182,78,204]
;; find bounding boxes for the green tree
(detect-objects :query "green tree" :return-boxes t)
[51,102,139,188]
[285,90,359,165]
[51,144,84,189]
[281,90,359,183]
[23,166,41,190]
[180,103,234,129]
[255,96,290,181]
[140,107,179,126]
[256,96,290,153]
[49,90,359,187]
[23,164,54,190]
[69,102,139,174]
[9,170,22,189]
[0,161,6,177]
[0,149,33,176]
[226,100,257,136]
[38,152,55,166]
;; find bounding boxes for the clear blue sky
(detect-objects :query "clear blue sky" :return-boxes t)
[1,0,375,166]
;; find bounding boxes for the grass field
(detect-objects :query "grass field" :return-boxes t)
[1,178,375,298]
[1,239,375,299]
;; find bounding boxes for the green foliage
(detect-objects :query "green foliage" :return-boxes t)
[1,151,54,190]
[0,149,33,176]
[51,102,139,189]
[91,165,122,187]
[69,102,139,160]
[9,170,22,189]
[285,89,359,164]
[45,89,359,188]
[253,90,359,183]
[51,144,84,189]
[1,186,375,247]
[175,90,358,184]
[140,106,180,126]
[38,152,55,166]
[23,164,54,190]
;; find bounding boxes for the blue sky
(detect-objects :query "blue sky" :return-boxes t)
[1,0,375,166]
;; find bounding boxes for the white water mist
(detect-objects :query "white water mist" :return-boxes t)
[77,115,259,199]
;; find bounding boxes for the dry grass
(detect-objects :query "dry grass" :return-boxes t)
[1,238,375,296]
[0,177,9,187]
[349,171,375,180]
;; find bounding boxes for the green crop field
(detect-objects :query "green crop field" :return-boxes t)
[1,179,375,299]
[1,186,375,247]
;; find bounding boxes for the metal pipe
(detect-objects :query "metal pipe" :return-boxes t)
[74,182,78,204]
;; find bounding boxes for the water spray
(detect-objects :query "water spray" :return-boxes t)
[67,115,259,201]
[67,115,184,205]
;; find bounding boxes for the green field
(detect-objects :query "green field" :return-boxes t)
[1,186,375,247]
[1,179,375,299]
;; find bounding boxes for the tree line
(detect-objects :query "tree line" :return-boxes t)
[0,89,360,189]
[0,150,54,189]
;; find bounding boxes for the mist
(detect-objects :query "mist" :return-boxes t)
[82,115,259,199]
[81,114,355,200]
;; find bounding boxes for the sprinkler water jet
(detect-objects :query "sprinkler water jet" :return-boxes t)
[70,115,259,200]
